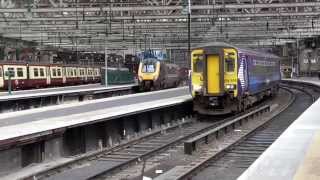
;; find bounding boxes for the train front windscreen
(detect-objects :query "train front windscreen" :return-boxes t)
[141,60,157,73]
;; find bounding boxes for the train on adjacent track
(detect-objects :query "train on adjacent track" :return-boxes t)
[138,58,184,91]
[190,42,281,115]
[0,62,101,90]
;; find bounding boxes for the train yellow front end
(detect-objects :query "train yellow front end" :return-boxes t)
[191,46,239,115]
[138,59,161,91]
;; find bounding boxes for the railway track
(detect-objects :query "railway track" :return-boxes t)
[179,83,320,180]
[27,82,312,180]
[30,93,274,180]
[85,95,285,180]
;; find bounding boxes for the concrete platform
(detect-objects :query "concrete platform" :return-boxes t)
[0,83,137,101]
[0,87,192,178]
[238,78,320,180]
[0,87,190,147]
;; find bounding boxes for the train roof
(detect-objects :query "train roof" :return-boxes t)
[193,42,280,59]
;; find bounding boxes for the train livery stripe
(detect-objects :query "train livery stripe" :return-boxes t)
[238,58,245,89]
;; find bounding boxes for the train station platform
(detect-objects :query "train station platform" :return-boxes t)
[238,78,320,180]
[0,83,137,102]
[0,83,138,113]
[0,87,190,146]
[0,87,192,178]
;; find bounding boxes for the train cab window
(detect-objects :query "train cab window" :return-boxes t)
[34,68,39,77]
[40,68,45,77]
[142,60,156,73]
[142,64,155,73]
[57,69,62,77]
[225,57,235,72]
[17,68,24,77]
[193,54,204,73]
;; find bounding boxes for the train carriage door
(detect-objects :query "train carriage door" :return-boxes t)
[207,55,221,94]
[46,66,51,85]
[0,66,3,88]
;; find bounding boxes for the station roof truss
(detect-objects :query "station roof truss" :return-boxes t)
[1,0,320,51]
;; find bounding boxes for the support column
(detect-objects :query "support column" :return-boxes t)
[44,136,63,160]
[0,148,21,176]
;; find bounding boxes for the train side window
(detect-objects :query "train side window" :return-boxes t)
[52,69,57,77]
[74,69,77,76]
[67,69,70,76]
[34,68,39,77]
[57,69,62,77]
[0,68,2,77]
[7,67,15,77]
[40,68,45,77]
[17,68,24,77]
[225,57,235,72]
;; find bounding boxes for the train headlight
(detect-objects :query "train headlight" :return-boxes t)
[193,85,203,92]
[226,84,236,90]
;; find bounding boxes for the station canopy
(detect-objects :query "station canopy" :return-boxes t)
[0,0,319,51]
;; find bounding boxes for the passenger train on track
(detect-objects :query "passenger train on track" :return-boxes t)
[190,42,281,115]
[0,63,101,90]
[138,58,183,91]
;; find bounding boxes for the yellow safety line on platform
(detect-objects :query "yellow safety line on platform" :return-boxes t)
[294,132,320,180]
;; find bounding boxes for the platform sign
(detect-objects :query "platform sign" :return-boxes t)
[182,0,191,15]
[137,49,167,60]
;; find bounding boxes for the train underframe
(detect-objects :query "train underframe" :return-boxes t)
[139,80,163,91]
[193,86,279,115]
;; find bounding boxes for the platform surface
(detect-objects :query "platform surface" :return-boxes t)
[0,83,137,101]
[0,87,190,142]
[238,78,320,180]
